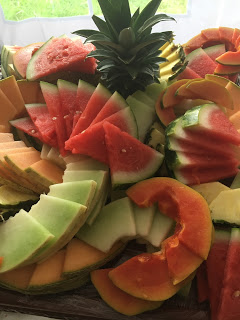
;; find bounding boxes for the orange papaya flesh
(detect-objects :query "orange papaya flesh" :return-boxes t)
[0,263,36,289]
[232,28,240,46]
[155,89,176,127]
[175,80,201,99]
[109,252,185,301]
[164,235,203,285]
[161,79,190,108]
[219,27,235,50]
[205,74,230,86]
[214,63,240,75]
[183,33,208,54]
[126,177,212,260]
[91,268,163,316]
[201,28,221,41]
[216,51,240,66]
[186,79,234,109]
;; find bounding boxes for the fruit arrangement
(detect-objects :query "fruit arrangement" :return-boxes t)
[1,0,240,319]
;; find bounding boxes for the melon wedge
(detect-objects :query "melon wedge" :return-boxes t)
[63,239,125,277]
[17,80,45,104]
[76,197,136,252]
[28,194,87,262]
[0,133,13,143]
[91,268,163,316]
[0,209,54,273]
[0,88,18,129]
[133,203,155,238]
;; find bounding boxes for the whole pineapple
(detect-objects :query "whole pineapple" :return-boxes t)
[73,0,175,98]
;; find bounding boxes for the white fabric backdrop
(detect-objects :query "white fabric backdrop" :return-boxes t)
[0,0,239,47]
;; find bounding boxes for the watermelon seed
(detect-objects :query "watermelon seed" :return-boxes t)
[121,149,127,153]
[31,130,36,134]
[233,290,240,298]
[52,117,57,121]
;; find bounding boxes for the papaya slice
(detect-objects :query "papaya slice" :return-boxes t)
[201,28,220,41]
[186,79,234,109]
[161,79,190,108]
[155,89,176,127]
[216,51,240,66]
[225,81,240,117]
[91,268,163,316]
[214,63,240,75]
[218,26,235,50]
[175,80,201,99]
[232,28,240,46]
[205,74,229,86]
[126,177,212,260]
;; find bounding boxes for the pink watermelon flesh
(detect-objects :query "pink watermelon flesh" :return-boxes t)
[57,80,78,138]
[104,122,163,186]
[206,229,231,320]
[70,83,112,137]
[27,37,97,81]
[177,66,202,80]
[40,82,68,155]
[204,44,226,62]
[65,107,137,164]
[72,80,95,128]
[10,117,42,140]
[184,104,240,146]
[185,47,217,78]
[167,135,235,158]
[90,91,128,126]
[25,103,58,148]
[169,150,239,169]
[217,228,240,320]
[174,165,239,185]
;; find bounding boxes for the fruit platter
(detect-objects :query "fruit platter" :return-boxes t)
[1,0,240,319]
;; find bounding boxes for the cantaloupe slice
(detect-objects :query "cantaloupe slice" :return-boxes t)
[225,81,240,117]
[0,125,9,133]
[62,238,125,277]
[0,147,35,161]
[0,76,26,117]
[76,197,136,252]
[0,141,26,149]
[0,264,36,290]
[48,180,97,209]
[0,88,18,128]
[0,209,54,273]
[28,249,66,288]
[205,74,230,87]
[66,158,108,171]
[0,185,38,208]
[229,110,240,130]
[0,133,13,142]
[25,159,64,188]
[17,79,45,104]
[28,195,87,262]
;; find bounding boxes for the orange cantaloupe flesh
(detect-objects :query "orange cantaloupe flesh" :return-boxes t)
[0,141,26,149]
[126,177,212,260]
[155,89,176,127]
[205,74,230,87]
[229,111,240,130]
[17,80,45,104]
[216,51,240,66]
[163,235,203,285]
[201,28,220,41]
[0,264,36,289]
[214,63,240,75]
[232,28,240,45]
[91,268,163,316]
[0,133,13,143]
[0,88,18,127]
[25,159,64,188]
[109,252,185,301]
[161,79,190,108]
[175,81,200,99]
[4,150,41,172]
[225,81,240,117]
[0,125,10,133]
[219,26,234,43]
[0,147,35,161]
[28,250,66,287]
[0,76,26,117]
[63,238,124,276]
[186,79,234,109]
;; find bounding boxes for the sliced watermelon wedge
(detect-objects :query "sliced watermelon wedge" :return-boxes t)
[90,91,128,126]
[104,122,164,187]
[72,80,95,127]
[206,228,231,320]
[40,81,68,155]
[70,83,112,137]
[57,79,78,138]
[185,48,217,78]
[204,44,226,62]
[65,107,137,164]
[177,66,202,80]
[25,103,58,148]
[10,117,42,140]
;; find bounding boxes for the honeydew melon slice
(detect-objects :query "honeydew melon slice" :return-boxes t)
[46,147,66,169]
[191,182,230,205]
[145,82,167,101]
[28,194,87,262]
[0,185,38,209]
[133,203,156,238]
[63,170,109,215]
[66,158,108,171]
[40,144,51,160]
[0,209,54,273]
[76,197,136,252]
[209,189,240,225]
[126,95,156,142]
[144,208,175,247]
[48,180,97,209]
[86,184,109,225]
[131,90,155,109]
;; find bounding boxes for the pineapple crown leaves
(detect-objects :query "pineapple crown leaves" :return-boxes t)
[73,0,176,97]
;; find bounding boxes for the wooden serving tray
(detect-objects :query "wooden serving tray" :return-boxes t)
[0,243,210,320]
